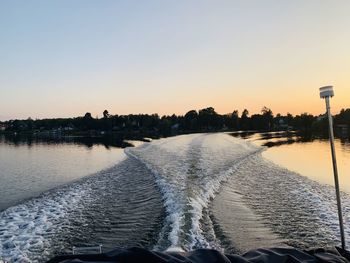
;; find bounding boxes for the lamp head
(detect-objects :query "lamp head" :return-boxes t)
[320,86,334,98]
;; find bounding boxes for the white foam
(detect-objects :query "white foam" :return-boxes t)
[126,133,261,251]
[165,246,185,253]
[0,155,127,262]
[228,152,350,249]
[0,184,89,262]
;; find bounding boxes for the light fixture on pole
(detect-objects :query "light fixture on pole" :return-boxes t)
[319,85,346,249]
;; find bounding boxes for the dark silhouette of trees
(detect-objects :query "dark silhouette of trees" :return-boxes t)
[335,109,350,126]
[198,107,220,130]
[231,110,239,130]
[240,109,250,130]
[222,110,239,130]
[184,110,198,131]
[2,106,350,138]
[103,110,110,119]
[250,114,265,131]
[291,113,316,133]
[84,112,92,119]
[82,112,94,130]
[261,106,274,130]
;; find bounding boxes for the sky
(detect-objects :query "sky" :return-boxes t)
[0,0,349,120]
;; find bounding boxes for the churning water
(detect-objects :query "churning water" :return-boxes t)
[1,133,350,262]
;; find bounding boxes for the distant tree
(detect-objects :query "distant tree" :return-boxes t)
[103,110,110,119]
[26,117,34,130]
[82,112,95,130]
[292,113,315,133]
[241,109,249,118]
[240,109,249,130]
[335,108,350,126]
[261,106,274,130]
[312,116,328,136]
[159,117,172,136]
[286,113,293,125]
[250,114,265,130]
[230,110,239,130]
[84,112,93,119]
[261,106,272,116]
[198,107,219,130]
[184,110,198,130]
[185,110,198,119]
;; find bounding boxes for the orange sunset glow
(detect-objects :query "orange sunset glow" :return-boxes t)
[1,1,349,120]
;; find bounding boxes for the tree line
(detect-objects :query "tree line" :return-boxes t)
[1,107,350,138]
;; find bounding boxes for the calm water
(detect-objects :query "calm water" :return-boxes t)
[1,133,350,262]
[232,131,350,192]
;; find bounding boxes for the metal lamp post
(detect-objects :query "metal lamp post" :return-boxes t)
[319,85,346,249]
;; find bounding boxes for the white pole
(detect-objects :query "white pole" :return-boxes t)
[320,86,346,249]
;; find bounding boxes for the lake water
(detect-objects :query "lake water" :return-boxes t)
[232,131,350,192]
[0,136,126,211]
[1,133,350,262]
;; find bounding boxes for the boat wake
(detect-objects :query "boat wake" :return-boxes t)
[219,152,350,249]
[126,133,264,251]
[0,156,164,262]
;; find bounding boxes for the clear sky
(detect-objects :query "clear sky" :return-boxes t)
[0,0,349,120]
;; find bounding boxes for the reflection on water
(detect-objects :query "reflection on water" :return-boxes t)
[0,133,134,149]
[0,135,128,211]
[230,131,350,193]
